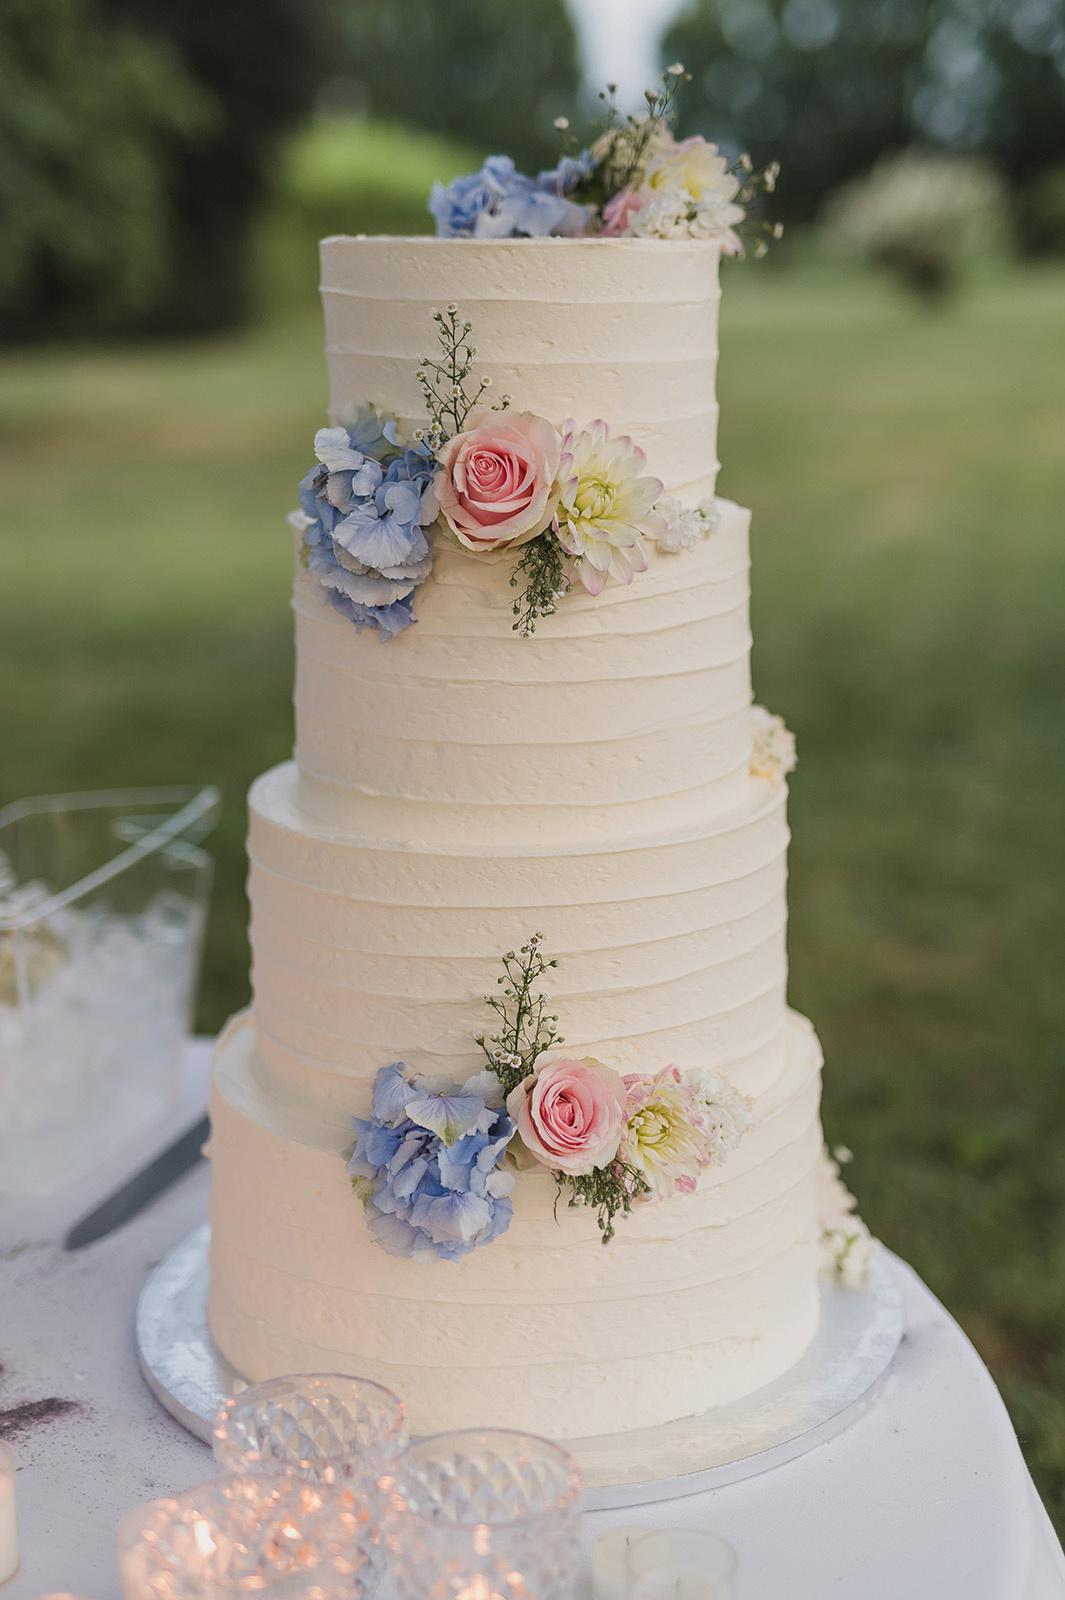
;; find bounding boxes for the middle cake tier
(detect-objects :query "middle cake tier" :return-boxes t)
[293,498,755,851]
[248,757,791,1131]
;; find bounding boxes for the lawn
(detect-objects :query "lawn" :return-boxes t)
[2,258,1064,1528]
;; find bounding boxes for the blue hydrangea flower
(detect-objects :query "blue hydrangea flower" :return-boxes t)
[429,154,592,240]
[296,403,435,641]
[348,1063,516,1262]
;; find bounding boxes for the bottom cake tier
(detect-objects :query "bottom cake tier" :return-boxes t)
[207,1009,824,1440]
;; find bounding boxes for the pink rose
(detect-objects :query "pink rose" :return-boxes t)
[433,409,561,552]
[507,1058,627,1176]
[600,187,648,236]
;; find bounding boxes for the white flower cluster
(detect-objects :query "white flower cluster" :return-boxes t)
[817,1145,876,1289]
[689,1069,752,1161]
[750,705,797,783]
[628,187,744,245]
[653,495,721,554]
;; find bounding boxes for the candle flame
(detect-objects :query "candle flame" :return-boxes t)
[192,1520,217,1559]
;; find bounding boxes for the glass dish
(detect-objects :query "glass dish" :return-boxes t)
[0,784,219,1197]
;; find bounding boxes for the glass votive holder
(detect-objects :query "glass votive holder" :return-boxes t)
[116,1474,369,1600]
[628,1530,737,1600]
[381,1428,582,1600]
[0,1442,18,1584]
[212,1373,408,1487]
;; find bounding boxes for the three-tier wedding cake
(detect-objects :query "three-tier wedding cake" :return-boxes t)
[207,116,827,1440]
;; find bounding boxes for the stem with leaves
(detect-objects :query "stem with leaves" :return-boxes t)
[416,305,509,453]
[477,935,563,1098]
[557,1161,652,1244]
[510,532,570,636]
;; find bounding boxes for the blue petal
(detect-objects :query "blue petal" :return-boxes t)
[365,1207,437,1262]
[315,426,367,472]
[406,1090,493,1146]
[372,1063,417,1125]
[411,1188,494,1247]
[333,503,421,571]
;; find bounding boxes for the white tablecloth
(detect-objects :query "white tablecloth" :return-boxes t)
[1,1041,1062,1599]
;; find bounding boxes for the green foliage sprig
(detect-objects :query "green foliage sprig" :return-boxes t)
[510,532,570,636]
[477,934,562,1097]
[416,304,510,453]
[557,1160,651,1244]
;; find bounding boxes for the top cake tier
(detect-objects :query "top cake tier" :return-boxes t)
[320,236,722,503]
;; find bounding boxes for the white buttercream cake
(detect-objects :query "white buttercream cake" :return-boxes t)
[206,236,824,1440]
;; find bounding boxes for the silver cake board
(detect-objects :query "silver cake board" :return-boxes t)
[136,1224,902,1511]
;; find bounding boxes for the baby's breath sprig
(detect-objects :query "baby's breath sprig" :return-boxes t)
[731,156,785,257]
[557,1160,652,1244]
[509,532,570,637]
[477,934,563,1098]
[583,63,693,208]
[416,304,508,453]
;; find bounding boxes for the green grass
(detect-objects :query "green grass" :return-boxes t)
[2,260,1064,1528]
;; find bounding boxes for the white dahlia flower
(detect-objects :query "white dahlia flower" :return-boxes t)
[554,418,665,595]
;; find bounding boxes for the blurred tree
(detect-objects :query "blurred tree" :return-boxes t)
[0,0,209,340]
[100,0,328,331]
[663,0,1065,244]
[337,0,581,171]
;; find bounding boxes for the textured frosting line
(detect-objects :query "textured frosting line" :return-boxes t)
[291,502,754,840]
[246,760,791,1113]
[207,1011,822,1438]
[319,235,722,495]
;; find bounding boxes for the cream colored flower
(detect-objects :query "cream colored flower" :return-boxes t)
[644,134,740,204]
[653,494,720,553]
[554,418,665,595]
[621,1066,714,1197]
[750,705,797,783]
[817,1145,876,1288]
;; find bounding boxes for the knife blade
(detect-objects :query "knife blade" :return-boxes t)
[64,1115,209,1250]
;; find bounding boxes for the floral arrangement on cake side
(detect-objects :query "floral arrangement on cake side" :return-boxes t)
[346,936,752,1260]
[430,65,782,254]
[293,302,720,639]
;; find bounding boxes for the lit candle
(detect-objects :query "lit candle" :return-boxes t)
[0,1444,17,1586]
[591,1528,651,1600]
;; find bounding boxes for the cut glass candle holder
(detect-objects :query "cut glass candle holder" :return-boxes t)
[382,1428,582,1600]
[212,1375,407,1597]
[0,785,219,1197]
[212,1373,407,1486]
[117,1474,370,1600]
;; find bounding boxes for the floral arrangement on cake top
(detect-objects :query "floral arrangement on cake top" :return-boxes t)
[430,65,782,255]
[347,936,751,1258]
[294,304,720,639]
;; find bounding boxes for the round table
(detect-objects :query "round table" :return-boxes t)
[1,1041,1062,1599]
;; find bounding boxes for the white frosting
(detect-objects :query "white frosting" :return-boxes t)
[208,1010,822,1439]
[207,234,825,1438]
[293,501,754,846]
[246,759,791,1125]
[320,236,721,499]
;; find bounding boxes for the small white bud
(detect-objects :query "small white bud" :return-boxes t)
[450,384,462,398]
[772,220,785,238]
[413,427,424,441]
[667,61,685,75]
[553,116,570,131]
[481,376,493,388]
[446,302,458,314]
